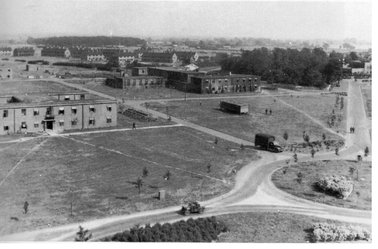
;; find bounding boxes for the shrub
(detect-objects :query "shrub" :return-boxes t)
[101,216,228,242]
[312,223,371,242]
[316,175,353,199]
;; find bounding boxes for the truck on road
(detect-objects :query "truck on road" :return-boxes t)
[254,133,283,153]
[220,101,249,114]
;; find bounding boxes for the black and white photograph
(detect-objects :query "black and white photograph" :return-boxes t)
[0,0,373,244]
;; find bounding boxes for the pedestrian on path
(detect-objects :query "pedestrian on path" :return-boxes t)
[269,109,272,115]
[23,201,29,214]
[132,122,136,130]
[265,109,268,115]
[335,147,339,156]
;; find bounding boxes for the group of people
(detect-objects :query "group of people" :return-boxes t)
[265,109,272,115]
[350,126,356,133]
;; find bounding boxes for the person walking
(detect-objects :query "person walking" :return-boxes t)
[132,122,136,130]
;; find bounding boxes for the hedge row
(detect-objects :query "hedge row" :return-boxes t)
[316,175,353,199]
[312,223,370,242]
[101,216,228,242]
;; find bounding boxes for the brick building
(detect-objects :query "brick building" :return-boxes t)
[190,74,261,94]
[0,93,117,135]
[13,47,35,57]
[41,47,70,58]
[105,76,165,89]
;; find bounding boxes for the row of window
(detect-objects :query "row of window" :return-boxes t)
[2,106,112,118]
[3,118,112,131]
[205,78,257,83]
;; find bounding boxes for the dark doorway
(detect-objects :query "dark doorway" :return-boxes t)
[46,121,53,130]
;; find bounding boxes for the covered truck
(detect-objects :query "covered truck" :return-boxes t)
[220,101,249,114]
[254,133,283,153]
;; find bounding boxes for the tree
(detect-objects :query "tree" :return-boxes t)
[311,148,316,158]
[164,170,171,180]
[364,146,369,156]
[136,177,143,194]
[75,226,92,241]
[296,172,304,184]
[283,131,289,142]
[23,201,29,214]
[207,163,212,173]
[142,167,149,177]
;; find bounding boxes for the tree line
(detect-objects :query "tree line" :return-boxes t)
[101,216,228,242]
[220,48,344,88]
[27,36,146,47]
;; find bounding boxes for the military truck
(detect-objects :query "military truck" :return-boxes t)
[220,101,249,114]
[255,133,283,152]
[180,201,205,215]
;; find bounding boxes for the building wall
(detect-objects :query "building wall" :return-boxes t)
[0,102,117,135]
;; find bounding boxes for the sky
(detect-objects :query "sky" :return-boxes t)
[0,0,372,41]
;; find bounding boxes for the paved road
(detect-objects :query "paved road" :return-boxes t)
[0,79,371,241]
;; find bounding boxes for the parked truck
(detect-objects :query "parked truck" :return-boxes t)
[254,133,283,152]
[220,101,249,114]
[180,201,205,216]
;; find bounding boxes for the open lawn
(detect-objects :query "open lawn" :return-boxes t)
[272,160,371,210]
[217,212,370,243]
[0,80,75,95]
[148,96,342,147]
[277,94,347,135]
[0,126,258,235]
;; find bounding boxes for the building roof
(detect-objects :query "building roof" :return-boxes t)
[191,74,258,79]
[0,98,116,109]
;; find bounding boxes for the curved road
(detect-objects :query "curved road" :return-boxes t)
[0,79,371,241]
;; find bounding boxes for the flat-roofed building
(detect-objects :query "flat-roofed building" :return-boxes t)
[0,98,117,135]
[41,47,70,58]
[105,76,165,89]
[13,47,35,57]
[189,74,261,94]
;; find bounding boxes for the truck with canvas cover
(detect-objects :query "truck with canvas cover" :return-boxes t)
[254,133,283,152]
[220,101,249,114]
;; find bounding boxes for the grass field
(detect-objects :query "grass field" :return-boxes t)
[217,212,370,243]
[0,80,75,95]
[277,94,347,135]
[271,160,371,210]
[147,96,342,146]
[0,126,258,235]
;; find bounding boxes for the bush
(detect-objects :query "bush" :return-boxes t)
[101,216,228,242]
[312,223,371,242]
[316,175,353,199]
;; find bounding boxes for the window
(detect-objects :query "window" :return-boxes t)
[64,96,70,101]
[21,109,26,115]
[89,105,95,112]
[33,109,39,116]
[80,94,85,100]
[71,107,77,114]
[4,126,9,131]
[59,120,64,126]
[71,119,78,126]
[3,110,8,118]
[34,123,39,128]
[89,118,95,125]
[58,107,65,115]
[106,117,112,123]
[21,122,27,129]
[107,105,112,112]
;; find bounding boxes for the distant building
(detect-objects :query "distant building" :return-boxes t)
[41,47,70,58]
[364,62,372,75]
[131,67,149,76]
[140,51,199,66]
[189,74,261,94]
[86,49,106,63]
[0,47,12,56]
[13,47,35,57]
[105,76,165,89]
